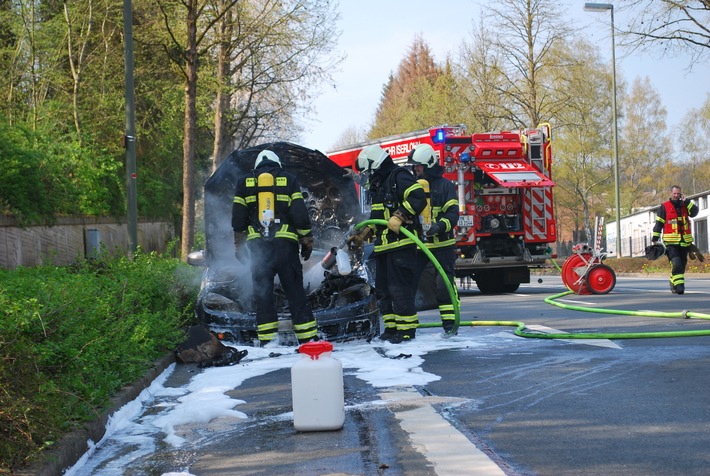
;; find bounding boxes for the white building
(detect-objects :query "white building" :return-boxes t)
[605,190,710,257]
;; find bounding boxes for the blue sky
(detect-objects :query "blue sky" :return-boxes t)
[299,0,710,152]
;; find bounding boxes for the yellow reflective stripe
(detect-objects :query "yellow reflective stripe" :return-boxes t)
[372,203,385,211]
[396,314,419,331]
[258,321,279,332]
[374,238,415,252]
[401,182,423,215]
[291,191,304,200]
[296,228,312,236]
[276,194,291,204]
[245,196,256,204]
[426,239,456,249]
[234,196,247,206]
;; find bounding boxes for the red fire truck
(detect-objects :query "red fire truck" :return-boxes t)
[327,124,556,293]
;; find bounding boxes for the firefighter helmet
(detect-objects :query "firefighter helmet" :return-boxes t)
[356,145,389,173]
[645,243,665,261]
[254,150,282,169]
[407,143,437,168]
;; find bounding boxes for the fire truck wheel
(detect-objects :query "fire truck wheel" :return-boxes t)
[561,254,593,295]
[475,269,506,294]
[585,264,616,294]
[503,283,520,293]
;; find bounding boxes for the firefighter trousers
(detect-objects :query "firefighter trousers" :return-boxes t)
[374,247,418,334]
[414,246,457,330]
[666,244,689,288]
[248,239,317,343]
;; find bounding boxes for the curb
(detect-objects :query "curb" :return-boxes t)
[16,353,176,476]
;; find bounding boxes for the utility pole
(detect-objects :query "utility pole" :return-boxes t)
[124,0,138,254]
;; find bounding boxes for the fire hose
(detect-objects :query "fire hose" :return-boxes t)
[355,220,710,340]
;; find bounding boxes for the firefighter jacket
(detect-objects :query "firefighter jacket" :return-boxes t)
[367,158,426,254]
[232,161,312,242]
[422,165,459,249]
[652,198,697,246]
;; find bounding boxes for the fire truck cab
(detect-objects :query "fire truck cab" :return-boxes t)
[327,124,556,294]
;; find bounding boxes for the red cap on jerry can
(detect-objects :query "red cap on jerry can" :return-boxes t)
[298,341,333,360]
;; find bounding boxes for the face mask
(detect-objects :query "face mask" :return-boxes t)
[354,170,371,189]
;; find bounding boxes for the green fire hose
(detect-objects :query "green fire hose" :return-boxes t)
[355,219,710,340]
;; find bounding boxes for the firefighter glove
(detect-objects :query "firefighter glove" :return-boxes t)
[233,231,248,264]
[425,221,442,237]
[689,243,705,262]
[346,226,374,251]
[387,209,410,234]
[299,235,314,261]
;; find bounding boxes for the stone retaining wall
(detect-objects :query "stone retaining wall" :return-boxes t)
[0,216,176,269]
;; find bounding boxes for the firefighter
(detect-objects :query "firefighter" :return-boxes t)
[346,145,427,343]
[232,150,318,345]
[651,185,698,295]
[408,144,460,334]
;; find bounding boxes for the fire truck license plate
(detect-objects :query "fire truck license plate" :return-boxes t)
[458,215,473,227]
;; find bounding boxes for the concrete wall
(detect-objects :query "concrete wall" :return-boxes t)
[0,216,175,269]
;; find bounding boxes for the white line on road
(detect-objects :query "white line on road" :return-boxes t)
[381,386,505,476]
[526,324,622,349]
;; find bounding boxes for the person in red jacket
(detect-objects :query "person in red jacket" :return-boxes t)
[651,185,698,295]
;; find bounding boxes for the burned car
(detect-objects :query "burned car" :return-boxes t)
[188,142,380,346]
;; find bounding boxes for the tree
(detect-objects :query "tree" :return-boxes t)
[474,0,574,128]
[618,76,668,213]
[141,0,341,259]
[455,19,511,132]
[210,0,341,172]
[551,39,618,244]
[675,93,710,195]
[369,35,442,138]
[618,0,710,64]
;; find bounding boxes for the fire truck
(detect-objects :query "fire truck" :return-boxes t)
[326,124,556,294]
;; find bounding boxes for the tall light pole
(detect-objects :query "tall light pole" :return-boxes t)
[584,2,621,258]
[124,0,138,255]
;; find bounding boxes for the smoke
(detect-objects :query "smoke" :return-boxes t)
[199,142,367,313]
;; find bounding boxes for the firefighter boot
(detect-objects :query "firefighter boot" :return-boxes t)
[389,329,416,344]
[379,328,398,342]
[676,284,685,295]
[442,320,457,336]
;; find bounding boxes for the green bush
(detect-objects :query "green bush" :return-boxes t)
[0,252,200,472]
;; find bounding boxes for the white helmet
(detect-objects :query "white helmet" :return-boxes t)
[356,145,389,173]
[254,150,282,168]
[408,143,437,168]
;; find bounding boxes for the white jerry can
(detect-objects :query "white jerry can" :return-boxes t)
[291,341,345,431]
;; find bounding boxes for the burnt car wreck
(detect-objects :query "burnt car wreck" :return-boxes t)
[188,142,380,346]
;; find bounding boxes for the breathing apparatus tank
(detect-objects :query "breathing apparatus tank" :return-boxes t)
[258,172,275,238]
[418,178,432,234]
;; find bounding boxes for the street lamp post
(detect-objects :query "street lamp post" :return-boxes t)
[584,2,621,258]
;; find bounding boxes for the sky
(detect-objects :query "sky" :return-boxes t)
[299,0,710,153]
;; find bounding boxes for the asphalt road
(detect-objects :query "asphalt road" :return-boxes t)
[68,274,710,476]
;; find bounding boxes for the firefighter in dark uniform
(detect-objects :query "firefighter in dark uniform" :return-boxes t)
[408,144,460,334]
[347,145,427,343]
[651,185,698,295]
[232,150,318,345]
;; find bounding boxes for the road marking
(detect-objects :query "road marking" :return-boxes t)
[381,386,505,476]
[526,324,622,349]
